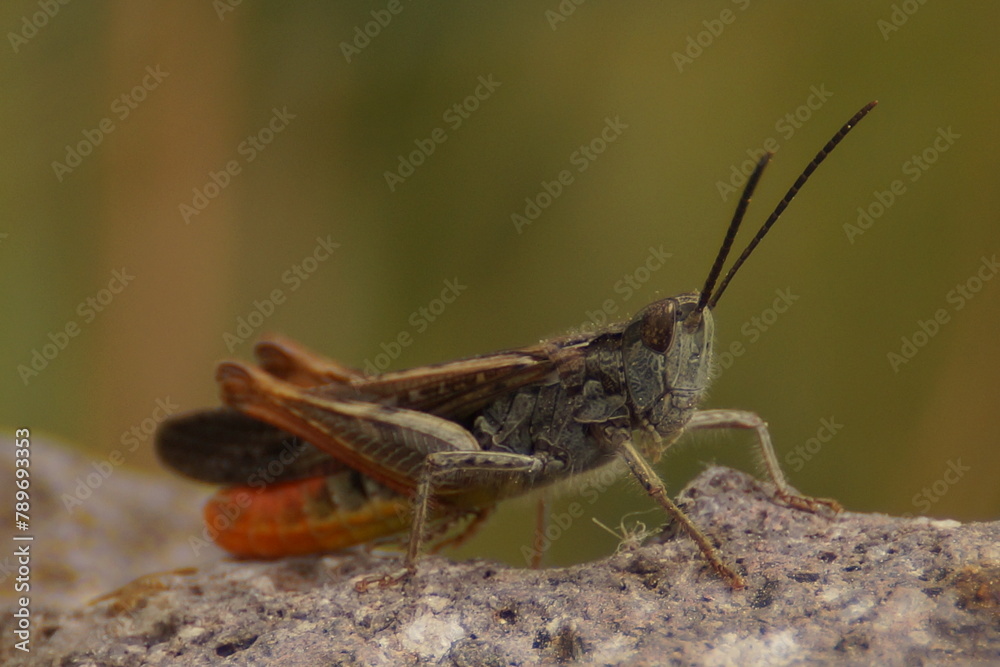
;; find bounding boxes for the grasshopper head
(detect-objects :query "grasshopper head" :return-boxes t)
[622,293,714,434]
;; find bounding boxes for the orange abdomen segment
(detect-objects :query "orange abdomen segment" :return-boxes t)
[204,477,412,558]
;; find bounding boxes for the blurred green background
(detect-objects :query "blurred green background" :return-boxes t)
[3,2,999,569]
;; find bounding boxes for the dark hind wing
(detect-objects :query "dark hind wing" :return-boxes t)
[155,407,343,485]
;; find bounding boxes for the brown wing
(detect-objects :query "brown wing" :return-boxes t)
[216,362,487,496]
[250,333,565,419]
[348,348,556,418]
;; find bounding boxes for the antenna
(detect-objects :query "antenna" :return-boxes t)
[699,101,878,313]
[689,151,771,326]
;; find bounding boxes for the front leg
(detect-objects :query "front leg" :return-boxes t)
[614,436,747,589]
[687,409,842,513]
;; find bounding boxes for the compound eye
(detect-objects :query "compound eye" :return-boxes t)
[640,300,676,352]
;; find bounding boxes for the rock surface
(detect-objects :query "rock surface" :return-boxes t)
[3,440,999,665]
[0,436,212,611]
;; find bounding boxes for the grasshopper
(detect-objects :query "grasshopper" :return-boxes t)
[156,102,876,590]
